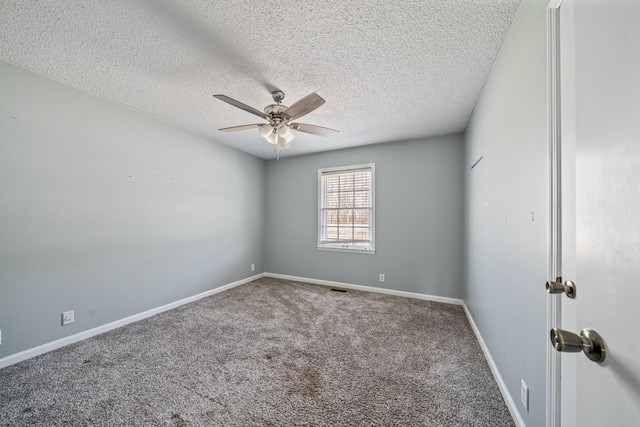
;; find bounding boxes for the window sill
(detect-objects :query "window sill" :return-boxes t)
[317,246,376,255]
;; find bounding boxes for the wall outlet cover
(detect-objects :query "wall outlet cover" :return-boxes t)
[379,274,385,282]
[62,310,75,326]
[521,379,529,411]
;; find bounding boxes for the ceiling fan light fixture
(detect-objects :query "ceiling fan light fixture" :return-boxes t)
[278,125,295,143]
[258,123,273,138]
[266,132,278,145]
[277,135,290,149]
[262,124,295,147]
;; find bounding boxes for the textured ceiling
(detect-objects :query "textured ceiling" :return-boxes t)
[0,0,521,159]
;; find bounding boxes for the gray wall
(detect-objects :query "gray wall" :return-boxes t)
[265,135,465,298]
[464,0,548,426]
[0,60,265,358]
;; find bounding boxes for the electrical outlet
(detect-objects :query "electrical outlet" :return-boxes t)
[62,310,74,326]
[379,273,385,282]
[521,379,529,411]
[0,329,2,345]
[251,264,255,272]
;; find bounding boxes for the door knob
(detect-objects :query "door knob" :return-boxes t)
[550,328,606,363]
[546,277,577,298]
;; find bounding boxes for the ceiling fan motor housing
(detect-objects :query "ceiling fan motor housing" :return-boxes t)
[264,104,289,129]
[264,104,288,116]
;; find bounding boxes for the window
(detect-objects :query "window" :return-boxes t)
[318,164,375,253]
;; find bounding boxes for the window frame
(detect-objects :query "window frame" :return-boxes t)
[317,163,375,254]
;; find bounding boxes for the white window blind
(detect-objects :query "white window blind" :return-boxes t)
[318,164,375,253]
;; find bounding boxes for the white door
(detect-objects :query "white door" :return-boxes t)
[555,0,640,426]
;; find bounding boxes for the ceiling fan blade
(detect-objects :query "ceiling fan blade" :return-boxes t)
[213,94,268,120]
[290,123,340,137]
[283,93,325,121]
[219,124,262,132]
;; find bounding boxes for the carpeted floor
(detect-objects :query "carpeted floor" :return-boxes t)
[0,277,515,426]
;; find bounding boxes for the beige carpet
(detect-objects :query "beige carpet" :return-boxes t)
[0,277,514,426]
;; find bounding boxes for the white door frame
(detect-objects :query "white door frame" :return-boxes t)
[546,1,564,426]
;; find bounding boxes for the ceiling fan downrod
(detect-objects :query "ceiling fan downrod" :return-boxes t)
[271,90,285,104]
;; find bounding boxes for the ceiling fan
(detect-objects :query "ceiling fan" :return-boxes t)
[213,90,339,151]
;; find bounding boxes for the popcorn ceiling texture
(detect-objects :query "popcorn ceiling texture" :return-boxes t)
[0,0,521,159]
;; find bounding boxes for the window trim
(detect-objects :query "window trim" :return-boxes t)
[317,163,375,254]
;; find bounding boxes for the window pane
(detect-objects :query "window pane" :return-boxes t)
[353,209,370,225]
[354,174,370,190]
[324,226,338,241]
[354,191,370,207]
[326,192,340,208]
[327,210,338,225]
[353,226,370,240]
[338,209,352,225]
[339,192,353,208]
[339,227,353,241]
[339,174,354,192]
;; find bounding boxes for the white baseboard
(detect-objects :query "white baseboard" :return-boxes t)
[462,303,526,427]
[264,272,464,306]
[0,273,265,370]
